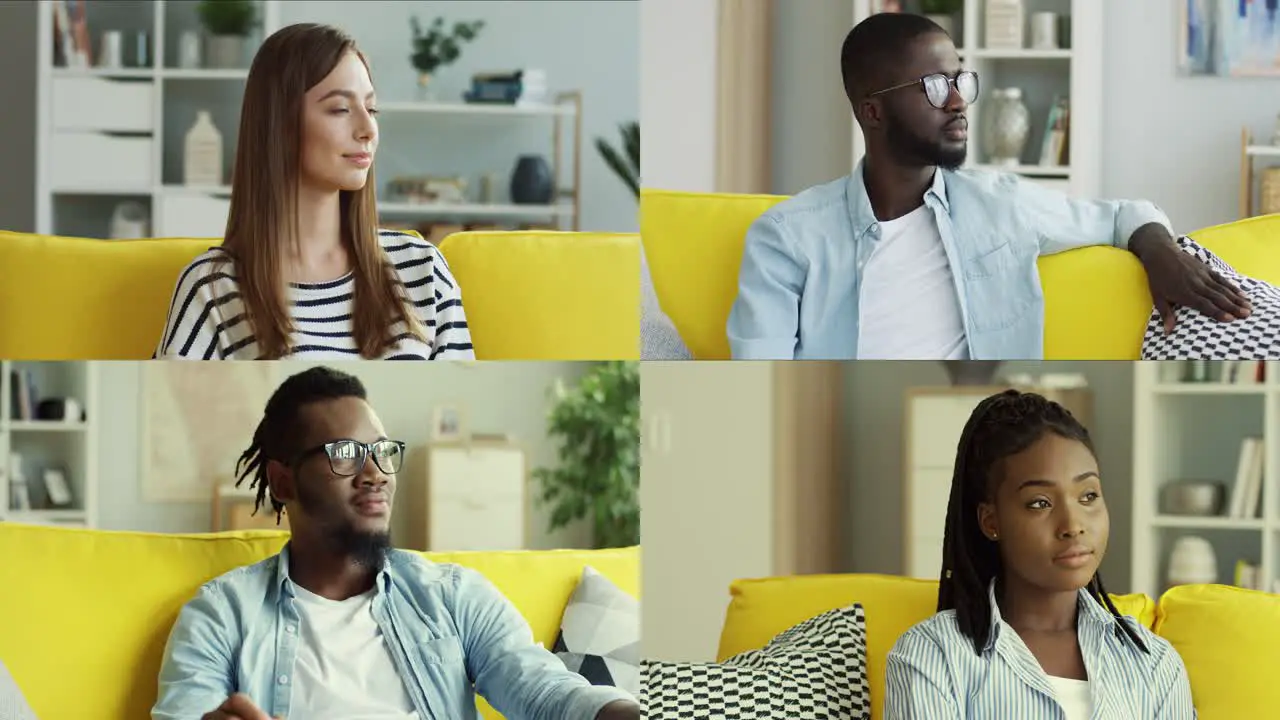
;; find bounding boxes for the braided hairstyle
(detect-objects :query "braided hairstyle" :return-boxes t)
[937,389,1147,656]
[234,366,368,524]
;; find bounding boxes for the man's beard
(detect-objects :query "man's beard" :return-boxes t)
[884,111,967,171]
[297,485,392,571]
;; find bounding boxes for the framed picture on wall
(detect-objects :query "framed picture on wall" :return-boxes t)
[432,404,467,442]
[1179,0,1280,77]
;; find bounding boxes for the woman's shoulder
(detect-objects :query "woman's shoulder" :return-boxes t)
[377,229,444,260]
[889,609,965,655]
[172,247,236,288]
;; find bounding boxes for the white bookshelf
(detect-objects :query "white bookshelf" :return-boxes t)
[33,0,583,240]
[1131,361,1280,598]
[851,0,1101,198]
[0,362,99,529]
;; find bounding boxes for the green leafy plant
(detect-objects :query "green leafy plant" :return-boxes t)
[409,17,485,75]
[533,362,640,549]
[595,122,639,201]
[196,0,258,37]
[920,0,963,14]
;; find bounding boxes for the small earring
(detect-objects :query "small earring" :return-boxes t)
[991,533,999,540]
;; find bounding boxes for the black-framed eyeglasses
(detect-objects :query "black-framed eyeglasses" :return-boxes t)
[867,70,979,109]
[293,439,406,477]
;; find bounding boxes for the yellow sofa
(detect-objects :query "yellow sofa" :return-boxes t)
[0,229,640,361]
[0,523,640,720]
[715,573,1279,720]
[640,188,1280,360]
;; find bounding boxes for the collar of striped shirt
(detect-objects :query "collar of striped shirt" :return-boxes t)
[981,579,1118,653]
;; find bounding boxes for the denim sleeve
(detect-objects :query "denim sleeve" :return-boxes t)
[726,213,804,359]
[1011,174,1175,255]
[884,629,962,720]
[151,586,237,720]
[452,567,633,720]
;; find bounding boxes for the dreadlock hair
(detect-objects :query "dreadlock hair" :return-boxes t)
[840,13,949,109]
[937,388,1148,656]
[234,366,368,525]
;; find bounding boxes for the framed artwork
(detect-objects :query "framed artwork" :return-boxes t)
[139,364,278,502]
[432,404,467,442]
[1179,0,1280,77]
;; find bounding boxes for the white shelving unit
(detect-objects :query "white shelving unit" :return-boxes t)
[851,0,1101,198]
[0,361,99,529]
[33,0,583,240]
[1239,126,1280,218]
[1131,361,1280,599]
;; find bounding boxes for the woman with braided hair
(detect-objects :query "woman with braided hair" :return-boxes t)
[885,389,1195,719]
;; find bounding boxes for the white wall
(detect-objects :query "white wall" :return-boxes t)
[639,0,718,192]
[95,361,593,550]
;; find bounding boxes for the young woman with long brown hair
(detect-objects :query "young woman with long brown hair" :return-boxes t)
[156,24,473,360]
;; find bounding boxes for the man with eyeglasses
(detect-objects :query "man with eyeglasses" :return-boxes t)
[726,12,1251,360]
[152,366,640,720]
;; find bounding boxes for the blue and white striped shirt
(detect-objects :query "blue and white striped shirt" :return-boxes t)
[885,583,1196,719]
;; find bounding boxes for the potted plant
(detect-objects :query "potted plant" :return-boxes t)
[595,121,639,201]
[532,362,640,549]
[196,0,258,69]
[919,0,963,38]
[409,16,485,99]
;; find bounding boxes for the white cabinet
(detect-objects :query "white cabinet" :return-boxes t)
[158,193,230,239]
[418,442,526,552]
[51,77,154,132]
[48,132,154,189]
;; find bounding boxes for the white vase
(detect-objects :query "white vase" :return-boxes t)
[205,34,245,69]
[184,111,223,187]
[983,88,1030,167]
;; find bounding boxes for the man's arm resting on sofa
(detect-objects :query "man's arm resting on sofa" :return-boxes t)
[152,587,242,720]
[1009,173,1174,256]
[726,214,803,360]
[454,568,637,720]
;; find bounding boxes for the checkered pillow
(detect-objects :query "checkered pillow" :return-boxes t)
[640,604,871,719]
[1141,235,1280,359]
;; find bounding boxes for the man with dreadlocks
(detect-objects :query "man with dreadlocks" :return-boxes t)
[885,390,1194,719]
[152,366,640,720]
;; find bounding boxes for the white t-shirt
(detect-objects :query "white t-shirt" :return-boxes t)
[857,204,968,360]
[1048,675,1092,720]
[290,584,420,720]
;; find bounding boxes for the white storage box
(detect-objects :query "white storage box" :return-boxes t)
[158,192,231,238]
[49,131,154,189]
[51,77,154,132]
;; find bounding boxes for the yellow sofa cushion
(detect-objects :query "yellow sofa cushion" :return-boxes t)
[0,523,639,720]
[1153,584,1280,720]
[0,229,640,361]
[716,574,1154,720]
[438,231,640,360]
[640,188,1280,360]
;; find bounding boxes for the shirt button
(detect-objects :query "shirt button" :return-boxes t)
[285,625,296,634]
[278,675,288,685]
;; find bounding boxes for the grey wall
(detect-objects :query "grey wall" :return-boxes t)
[771,2,1273,231]
[0,0,38,233]
[842,361,1139,592]
[95,360,593,550]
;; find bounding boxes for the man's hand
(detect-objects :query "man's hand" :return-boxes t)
[1130,223,1251,333]
[200,693,279,720]
[595,698,641,720]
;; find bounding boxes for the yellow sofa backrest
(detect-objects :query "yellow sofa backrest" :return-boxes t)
[0,229,640,361]
[640,189,1280,360]
[0,523,639,720]
[715,573,1277,720]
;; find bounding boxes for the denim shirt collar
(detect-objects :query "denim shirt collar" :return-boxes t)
[982,578,1118,654]
[846,160,951,236]
[272,541,394,599]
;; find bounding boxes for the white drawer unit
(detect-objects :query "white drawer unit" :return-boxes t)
[158,192,230,238]
[421,442,526,552]
[51,77,155,133]
[48,131,154,190]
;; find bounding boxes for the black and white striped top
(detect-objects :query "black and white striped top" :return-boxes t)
[155,230,474,360]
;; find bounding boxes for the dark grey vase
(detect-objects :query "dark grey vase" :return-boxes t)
[510,155,554,205]
[941,361,1002,386]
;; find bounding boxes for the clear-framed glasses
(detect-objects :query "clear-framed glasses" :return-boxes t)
[867,70,979,109]
[294,439,406,477]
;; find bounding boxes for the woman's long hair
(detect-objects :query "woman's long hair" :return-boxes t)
[221,23,426,359]
[937,389,1147,655]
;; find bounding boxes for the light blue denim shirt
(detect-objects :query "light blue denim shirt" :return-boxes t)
[885,583,1196,719]
[152,545,632,720]
[726,165,1173,360]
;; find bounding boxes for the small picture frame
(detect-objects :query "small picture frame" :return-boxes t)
[432,405,467,442]
[42,469,73,508]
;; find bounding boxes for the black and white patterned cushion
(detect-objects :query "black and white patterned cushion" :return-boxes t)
[1141,235,1280,359]
[640,604,871,720]
[552,566,640,694]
